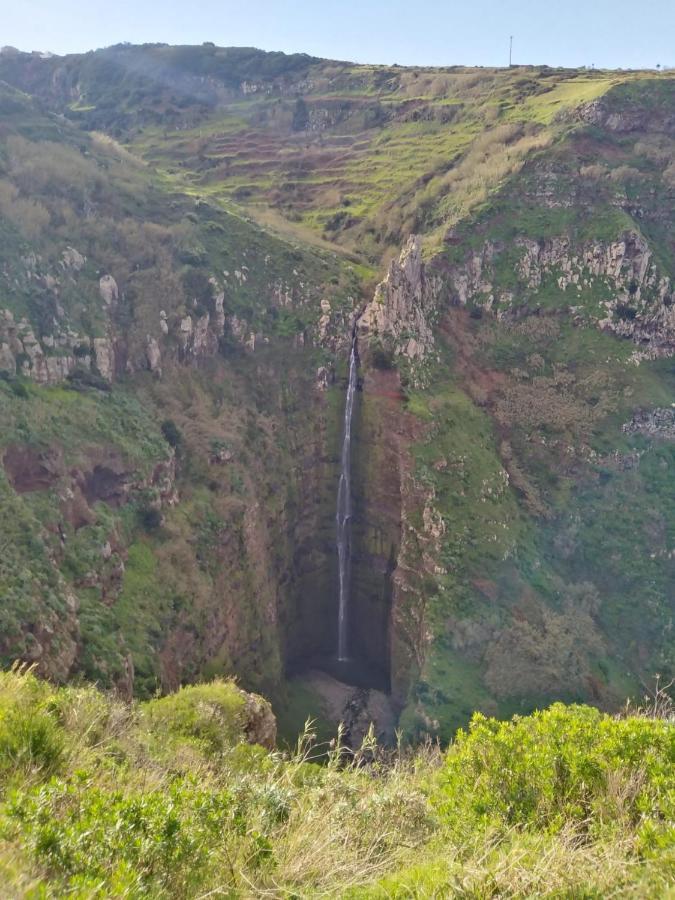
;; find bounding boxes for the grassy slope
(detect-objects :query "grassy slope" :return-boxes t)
[127,66,627,262]
[1,46,647,263]
[0,668,672,897]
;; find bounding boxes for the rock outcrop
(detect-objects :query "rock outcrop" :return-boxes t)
[0,310,83,385]
[579,95,675,136]
[240,689,277,749]
[359,236,440,371]
[93,338,115,381]
[145,336,162,375]
[99,274,119,306]
[623,407,675,441]
[440,230,675,358]
[294,669,395,747]
[61,247,86,271]
[2,228,347,389]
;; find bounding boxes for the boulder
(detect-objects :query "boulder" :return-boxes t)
[145,336,162,375]
[62,247,86,271]
[99,274,119,306]
[240,689,277,749]
[93,338,115,381]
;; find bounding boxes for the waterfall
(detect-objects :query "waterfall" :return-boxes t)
[336,332,358,661]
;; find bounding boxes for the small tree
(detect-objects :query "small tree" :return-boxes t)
[161,419,182,450]
[292,97,309,132]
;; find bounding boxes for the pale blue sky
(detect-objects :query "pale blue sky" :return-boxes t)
[3,0,673,69]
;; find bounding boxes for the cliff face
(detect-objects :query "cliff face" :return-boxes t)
[0,280,347,700]
[351,78,675,738]
[0,235,354,391]
[0,84,360,701]
[358,237,440,373]
[435,231,674,359]
[330,237,441,700]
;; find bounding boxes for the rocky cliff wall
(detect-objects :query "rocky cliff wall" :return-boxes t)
[358,236,442,386]
[432,229,675,360]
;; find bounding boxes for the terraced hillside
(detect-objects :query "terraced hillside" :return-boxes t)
[0,45,673,740]
[131,65,619,260]
[0,45,629,260]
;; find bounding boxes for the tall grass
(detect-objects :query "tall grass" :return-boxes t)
[0,666,671,897]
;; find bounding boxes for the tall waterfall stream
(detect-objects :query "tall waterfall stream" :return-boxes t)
[336,332,358,661]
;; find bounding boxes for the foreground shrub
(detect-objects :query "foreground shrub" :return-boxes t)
[438,703,675,850]
[3,779,235,897]
[0,670,63,779]
[0,669,672,897]
[142,680,247,755]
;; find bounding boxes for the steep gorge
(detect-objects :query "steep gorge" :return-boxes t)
[0,49,673,740]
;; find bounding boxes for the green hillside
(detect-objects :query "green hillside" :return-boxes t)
[0,45,672,747]
[0,77,361,704]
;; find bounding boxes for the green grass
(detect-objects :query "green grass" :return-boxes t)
[0,668,672,898]
[504,76,617,124]
[115,61,654,263]
[410,377,523,561]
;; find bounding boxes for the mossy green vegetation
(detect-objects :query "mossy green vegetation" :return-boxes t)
[0,377,172,685]
[385,76,675,739]
[399,301,675,737]
[0,668,672,897]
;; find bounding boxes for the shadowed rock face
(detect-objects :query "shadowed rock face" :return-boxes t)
[81,464,130,507]
[349,363,432,704]
[282,359,407,700]
[3,445,62,493]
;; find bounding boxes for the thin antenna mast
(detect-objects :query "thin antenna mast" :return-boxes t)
[509,35,513,67]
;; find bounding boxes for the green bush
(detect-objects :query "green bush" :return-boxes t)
[66,367,112,392]
[438,704,675,847]
[9,378,29,399]
[4,779,234,897]
[0,668,672,898]
[138,503,162,531]
[0,670,63,778]
[143,680,246,755]
[161,418,182,449]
